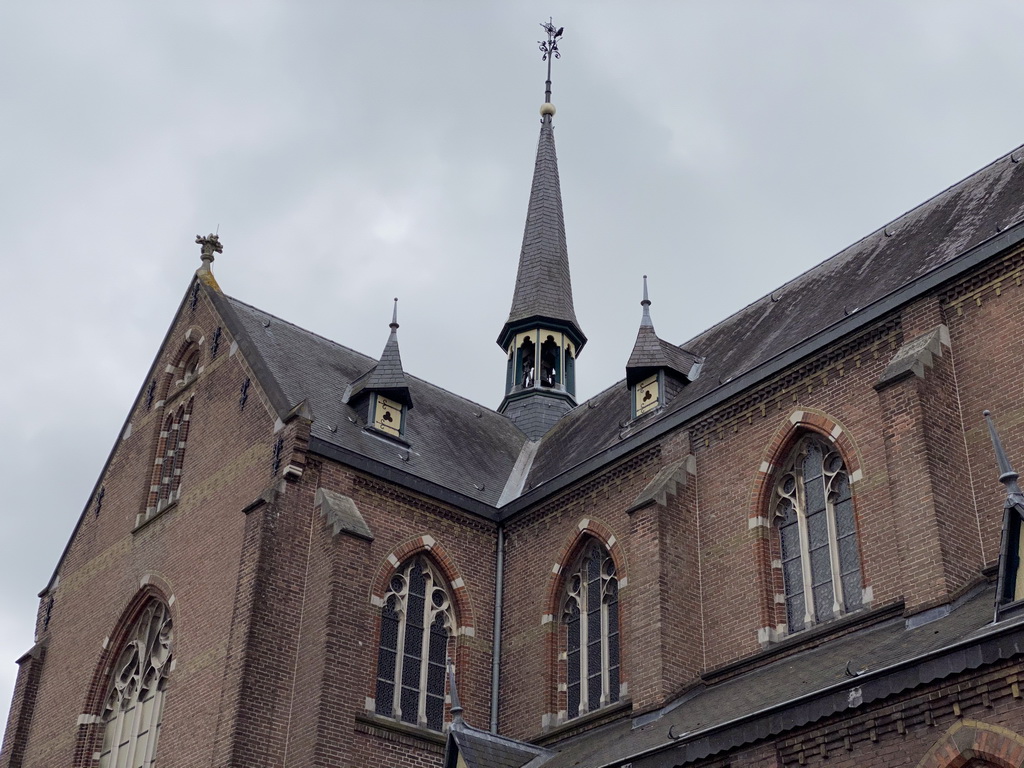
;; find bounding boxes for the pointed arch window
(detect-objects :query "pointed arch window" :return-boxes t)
[773,436,862,632]
[375,556,455,731]
[562,540,620,719]
[98,601,173,768]
[144,397,194,521]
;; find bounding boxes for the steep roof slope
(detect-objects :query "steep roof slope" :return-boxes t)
[526,144,1024,490]
[219,295,528,509]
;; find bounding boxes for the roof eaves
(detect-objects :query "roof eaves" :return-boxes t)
[612,612,1024,768]
[309,435,499,521]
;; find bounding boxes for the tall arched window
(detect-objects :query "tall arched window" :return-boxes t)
[773,435,862,632]
[375,556,454,731]
[146,397,194,518]
[562,540,620,719]
[98,601,173,768]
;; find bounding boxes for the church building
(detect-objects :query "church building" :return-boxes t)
[7,23,1024,768]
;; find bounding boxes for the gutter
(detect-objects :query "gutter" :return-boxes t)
[601,617,1024,768]
[308,437,498,519]
[490,527,505,733]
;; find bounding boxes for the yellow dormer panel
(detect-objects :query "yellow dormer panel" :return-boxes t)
[635,374,659,417]
[374,395,403,437]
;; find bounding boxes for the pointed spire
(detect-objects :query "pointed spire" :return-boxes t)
[447,658,464,725]
[497,21,585,354]
[627,275,668,376]
[362,298,411,406]
[985,410,1024,501]
[626,275,702,388]
[640,274,654,328]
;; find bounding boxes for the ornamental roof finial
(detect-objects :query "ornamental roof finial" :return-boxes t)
[447,658,464,724]
[538,19,564,116]
[641,275,653,328]
[195,232,222,273]
[985,410,1024,501]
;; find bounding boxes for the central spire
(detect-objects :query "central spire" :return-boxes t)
[497,21,586,440]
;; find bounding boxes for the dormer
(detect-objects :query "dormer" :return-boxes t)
[345,299,412,441]
[625,276,701,419]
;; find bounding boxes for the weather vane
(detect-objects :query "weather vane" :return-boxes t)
[538,18,564,105]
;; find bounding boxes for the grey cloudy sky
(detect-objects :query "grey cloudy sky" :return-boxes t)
[3,1,1024,732]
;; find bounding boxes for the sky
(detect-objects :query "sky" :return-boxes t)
[4,0,1024,736]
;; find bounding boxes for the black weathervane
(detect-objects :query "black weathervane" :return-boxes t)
[538,19,564,104]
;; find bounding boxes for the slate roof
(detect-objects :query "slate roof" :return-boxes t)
[499,114,584,349]
[448,722,553,768]
[211,293,528,510]
[524,143,1024,492]
[200,144,1024,513]
[540,584,1024,768]
[625,323,700,386]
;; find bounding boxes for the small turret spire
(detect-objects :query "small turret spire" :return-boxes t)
[985,410,1024,499]
[447,658,464,725]
[359,298,412,409]
[640,275,653,328]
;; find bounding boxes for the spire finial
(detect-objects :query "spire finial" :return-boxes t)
[640,274,653,327]
[195,233,223,272]
[538,19,564,114]
[447,658,464,724]
[390,297,399,330]
[985,410,1024,499]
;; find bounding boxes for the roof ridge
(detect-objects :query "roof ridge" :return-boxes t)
[223,293,516,421]
[676,141,1024,354]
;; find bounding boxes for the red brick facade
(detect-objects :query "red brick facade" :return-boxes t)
[7,210,1024,768]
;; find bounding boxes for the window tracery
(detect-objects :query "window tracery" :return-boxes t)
[98,601,173,768]
[374,556,455,731]
[562,540,619,719]
[773,435,862,632]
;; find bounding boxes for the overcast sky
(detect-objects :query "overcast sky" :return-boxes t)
[5,1,1024,733]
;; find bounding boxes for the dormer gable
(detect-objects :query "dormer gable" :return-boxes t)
[344,299,412,441]
[625,276,701,419]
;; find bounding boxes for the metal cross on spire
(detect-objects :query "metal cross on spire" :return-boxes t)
[538,18,564,105]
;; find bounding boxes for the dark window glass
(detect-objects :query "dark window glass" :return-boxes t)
[374,558,453,730]
[563,542,619,719]
[775,437,862,632]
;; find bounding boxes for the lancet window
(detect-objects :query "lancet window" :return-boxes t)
[98,601,174,768]
[562,540,620,719]
[773,435,862,632]
[146,397,194,518]
[375,556,455,731]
